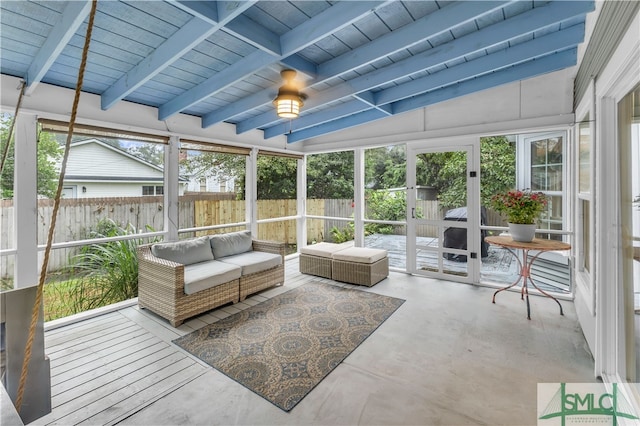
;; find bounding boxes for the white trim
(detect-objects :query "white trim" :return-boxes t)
[44,298,138,331]
[14,113,38,288]
[296,156,307,250]
[595,95,621,378]
[166,136,179,241]
[354,148,365,247]
[574,79,596,317]
[247,149,258,237]
[593,9,640,382]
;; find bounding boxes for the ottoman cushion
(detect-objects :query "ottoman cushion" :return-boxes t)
[300,242,352,258]
[332,247,387,264]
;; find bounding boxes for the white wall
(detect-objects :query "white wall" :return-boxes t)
[3,68,575,156]
[62,182,156,198]
[66,143,164,180]
[0,74,290,153]
[296,68,576,152]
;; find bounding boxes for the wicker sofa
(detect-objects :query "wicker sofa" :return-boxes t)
[137,231,285,326]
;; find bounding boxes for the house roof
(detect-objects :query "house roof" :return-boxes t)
[64,138,189,182]
[0,1,594,144]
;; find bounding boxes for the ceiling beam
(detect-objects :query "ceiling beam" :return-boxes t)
[174,1,317,79]
[375,24,585,106]
[276,25,583,140]
[353,92,393,115]
[101,1,256,111]
[237,0,594,135]
[159,1,390,121]
[317,0,511,80]
[173,1,282,56]
[204,0,511,127]
[287,49,577,143]
[393,48,577,114]
[25,0,92,95]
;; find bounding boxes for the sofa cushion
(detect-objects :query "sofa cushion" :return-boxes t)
[218,251,282,276]
[151,236,214,265]
[331,247,387,264]
[183,260,241,295]
[300,241,353,258]
[210,230,253,259]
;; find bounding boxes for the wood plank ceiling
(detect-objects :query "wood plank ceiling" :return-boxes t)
[0,1,595,144]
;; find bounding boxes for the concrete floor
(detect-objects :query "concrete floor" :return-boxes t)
[120,269,596,426]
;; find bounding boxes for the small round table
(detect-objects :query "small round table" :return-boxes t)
[485,236,571,320]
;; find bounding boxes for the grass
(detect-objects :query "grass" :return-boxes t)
[43,275,112,321]
[1,273,114,322]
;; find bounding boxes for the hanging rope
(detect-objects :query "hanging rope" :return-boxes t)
[0,81,26,175]
[15,0,98,412]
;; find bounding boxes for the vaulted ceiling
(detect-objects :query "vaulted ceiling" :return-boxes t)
[0,1,594,144]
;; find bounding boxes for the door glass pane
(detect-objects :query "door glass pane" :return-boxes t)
[414,150,468,278]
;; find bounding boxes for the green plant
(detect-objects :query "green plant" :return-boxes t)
[68,219,152,312]
[490,189,548,224]
[365,190,420,234]
[331,222,354,243]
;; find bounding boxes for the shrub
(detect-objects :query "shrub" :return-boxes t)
[65,219,153,315]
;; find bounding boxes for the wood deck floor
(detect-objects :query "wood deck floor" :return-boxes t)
[31,258,321,425]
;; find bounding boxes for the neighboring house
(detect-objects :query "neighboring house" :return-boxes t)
[60,139,187,198]
[184,173,236,194]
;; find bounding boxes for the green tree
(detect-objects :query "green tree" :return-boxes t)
[416,136,516,209]
[181,151,246,198]
[126,143,164,166]
[365,145,406,190]
[1,114,62,198]
[256,155,297,199]
[307,151,354,199]
[479,136,517,205]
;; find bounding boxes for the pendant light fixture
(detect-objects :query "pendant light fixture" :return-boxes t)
[273,69,306,119]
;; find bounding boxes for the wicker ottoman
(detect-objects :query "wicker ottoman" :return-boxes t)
[299,242,352,278]
[331,247,389,287]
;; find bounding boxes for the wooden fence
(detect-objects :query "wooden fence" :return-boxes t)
[1,196,505,278]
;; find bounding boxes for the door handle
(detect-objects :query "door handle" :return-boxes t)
[411,208,416,219]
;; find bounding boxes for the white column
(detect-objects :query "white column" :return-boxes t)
[297,156,307,250]
[247,149,258,236]
[165,136,180,241]
[14,113,38,288]
[354,148,364,247]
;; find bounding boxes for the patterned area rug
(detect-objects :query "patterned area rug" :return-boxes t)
[173,281,405,411]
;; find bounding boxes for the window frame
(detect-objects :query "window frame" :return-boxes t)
[574,80,596,316]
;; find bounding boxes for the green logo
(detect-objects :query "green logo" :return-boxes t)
[539,383,639,425]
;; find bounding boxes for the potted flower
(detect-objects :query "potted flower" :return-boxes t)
[490,189,548,242]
